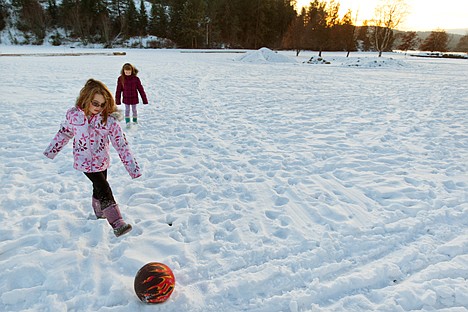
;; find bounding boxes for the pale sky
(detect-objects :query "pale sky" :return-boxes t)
[296,0,468,32]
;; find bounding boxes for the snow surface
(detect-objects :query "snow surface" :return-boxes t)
[0,46,467,312]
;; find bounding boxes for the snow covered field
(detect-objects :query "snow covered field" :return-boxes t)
[0,46,467,311]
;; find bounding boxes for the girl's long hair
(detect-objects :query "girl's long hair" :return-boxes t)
[120,63,139,87]
[76,79,116,124]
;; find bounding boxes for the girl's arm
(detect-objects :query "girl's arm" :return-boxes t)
[136,77,148,104]
[108,119,142,179]
[115,77,123,105]
[43,118,74,159]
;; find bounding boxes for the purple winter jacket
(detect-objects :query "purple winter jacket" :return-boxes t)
[44,107,142,179]
[115,75,148,105]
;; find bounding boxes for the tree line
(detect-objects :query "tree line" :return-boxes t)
[1,0,467,52]
[1,0,296,48]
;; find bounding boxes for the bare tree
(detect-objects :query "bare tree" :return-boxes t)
[455,34,468,52]
[420,29,449,52]
[370,0,409,57]
[396,31,420,52]
[15,0,49,43]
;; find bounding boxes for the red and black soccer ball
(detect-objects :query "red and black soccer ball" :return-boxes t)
[134,262,175,304]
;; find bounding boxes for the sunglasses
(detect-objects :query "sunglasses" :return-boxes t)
[91,100,106,108]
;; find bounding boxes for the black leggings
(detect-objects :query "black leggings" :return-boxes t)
[84,170,116,209]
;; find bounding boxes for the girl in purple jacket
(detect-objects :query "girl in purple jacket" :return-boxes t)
[44,79,141,237]
[115,63,148,127]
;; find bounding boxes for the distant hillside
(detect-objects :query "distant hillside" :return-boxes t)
[394,30,466,51]
[445,28,468,36]
[416,31,464,51]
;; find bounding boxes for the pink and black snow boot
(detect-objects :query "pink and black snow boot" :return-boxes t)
[92,197,105,219]
[102,204,132,237]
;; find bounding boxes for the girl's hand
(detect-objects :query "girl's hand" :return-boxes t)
[131,172,142,179]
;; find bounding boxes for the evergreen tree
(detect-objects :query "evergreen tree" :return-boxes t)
[47,0,59,27]
[235,0,257,48]
[0,1,9,31]
[125,0,139,37]
[211,0,240,47]
[202,0,216,47]
[304,0,328,55]
[138,0,147,36]
[149,0,168,38]
[270,0,295,48]
[108,0,128,39]
[325,0,341,51]
[108,0,126,18]
[253,0,270,48]
[77,0,109,43]
[168,0,185,45]
[179,0,206,48]
[80,0,97,41]
[96,0,113,46]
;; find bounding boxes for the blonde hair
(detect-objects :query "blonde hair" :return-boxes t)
[76,79,116,124]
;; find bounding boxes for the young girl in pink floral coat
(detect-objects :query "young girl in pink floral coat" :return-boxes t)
[44,79,141,237]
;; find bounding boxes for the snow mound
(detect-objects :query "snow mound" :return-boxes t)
[237,47,297,63]
[340,57,408,68]
[306,56,331,64]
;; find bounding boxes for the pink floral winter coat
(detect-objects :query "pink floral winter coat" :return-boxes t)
[44,107,141,179]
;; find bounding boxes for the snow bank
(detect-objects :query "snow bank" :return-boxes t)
[237,47,297,63]
[339,56,408,67]
[301,53,409,67]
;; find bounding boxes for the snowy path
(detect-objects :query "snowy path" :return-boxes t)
[0,47,467,311]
